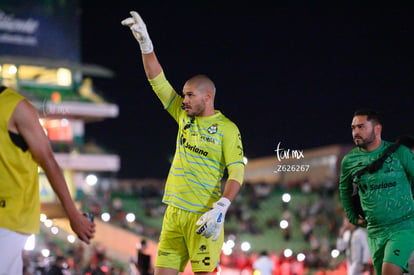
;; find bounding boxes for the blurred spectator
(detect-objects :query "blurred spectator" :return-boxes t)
[83,262,105,275]
[112,197,123,212]
[253,250,274,275]
[336,216,370,275]
[136,239,153,275]
[301,178,312,194]
[301,217,314,241]
[46,256,70,275]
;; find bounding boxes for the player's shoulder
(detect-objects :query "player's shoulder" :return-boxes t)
[343,147,359,158]
[0,87,31,113]
[215,111,239,129]
[394,141,413,156]
[377,140,409,157]
[341,147,361,166]
[1,86,25,99]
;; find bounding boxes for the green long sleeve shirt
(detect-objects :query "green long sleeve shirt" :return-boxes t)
[339,141,414,236]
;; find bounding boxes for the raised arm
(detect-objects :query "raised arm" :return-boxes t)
[11,100,95,243]
[121,11,162,79]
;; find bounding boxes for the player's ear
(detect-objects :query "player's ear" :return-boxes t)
[374,123,382,136]
[202,91,211,102]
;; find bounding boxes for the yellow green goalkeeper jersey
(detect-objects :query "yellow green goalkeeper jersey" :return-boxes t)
[149,72,244,214]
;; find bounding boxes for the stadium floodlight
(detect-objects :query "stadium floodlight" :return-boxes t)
[8,65,17,75]
[41,249,50,258]
[226,239,235,249]
[44,219,53,228]
[241,241,251,252]
[51,226,59,235]
[40,213,47,222]
[331,249,340,258]
[67,235,76,243]
[297,253,306,262]
[126,213,136,223]
[86,174,98,186]
[101,212,111,222]
[282,193,291,203]
[222,246,232,255]
[222,241,233,255]
[283,248,293,258]
[57,68,72,86]
[280,220,289,229]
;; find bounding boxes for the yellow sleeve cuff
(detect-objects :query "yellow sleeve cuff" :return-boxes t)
[148,71,166,85]
[227,162,244,185]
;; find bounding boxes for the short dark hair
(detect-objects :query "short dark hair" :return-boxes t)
[353,109,382,125]
[260,250,268,256]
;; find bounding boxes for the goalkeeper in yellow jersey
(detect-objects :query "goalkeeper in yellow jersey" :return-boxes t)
[122,11,245,275]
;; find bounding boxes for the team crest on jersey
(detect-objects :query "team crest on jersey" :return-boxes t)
[207,124,218,134]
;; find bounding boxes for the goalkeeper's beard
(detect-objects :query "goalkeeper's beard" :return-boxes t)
[353,130,375,149]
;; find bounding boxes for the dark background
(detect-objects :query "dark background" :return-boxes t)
[79,3,413,179]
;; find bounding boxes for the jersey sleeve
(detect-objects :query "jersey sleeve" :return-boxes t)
[396,145,414,195]
[148,71,183,122]
[223,123,245,184]
[339,155,359,225]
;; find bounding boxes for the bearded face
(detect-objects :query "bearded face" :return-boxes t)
[351,115,379,150]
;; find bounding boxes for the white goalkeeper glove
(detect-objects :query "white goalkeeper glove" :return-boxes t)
[121,11,154,54]
[196,197,231,241]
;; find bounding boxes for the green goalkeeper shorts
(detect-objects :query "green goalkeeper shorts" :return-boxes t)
[368,229,414,274]
[155,205,223,272]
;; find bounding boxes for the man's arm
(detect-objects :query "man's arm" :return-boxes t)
[123,11,185,122]
[222,179,241,202]
[339,158,366,227]
[12,100,95,243]
[121,11,162,80]
[142,52,162,80]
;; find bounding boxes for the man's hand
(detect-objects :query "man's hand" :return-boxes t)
[196,198,231,241]
[69,211,96,244]
[121,11,153,54]
[357,216,367,227]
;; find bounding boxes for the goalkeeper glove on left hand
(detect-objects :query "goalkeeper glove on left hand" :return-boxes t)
[195,197,231,241]
[121,11,154,54]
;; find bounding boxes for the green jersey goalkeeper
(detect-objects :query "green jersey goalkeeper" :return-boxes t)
[339,109,414,275]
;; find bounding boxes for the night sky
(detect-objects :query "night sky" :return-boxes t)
[80,3,413,179]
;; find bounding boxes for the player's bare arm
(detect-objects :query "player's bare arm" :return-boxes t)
[122,11,162,79]
[11,100,95,243]
[222,179,242,202]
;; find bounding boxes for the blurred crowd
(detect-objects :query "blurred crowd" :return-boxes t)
[23,177,364,274]
[22,241,128,275]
